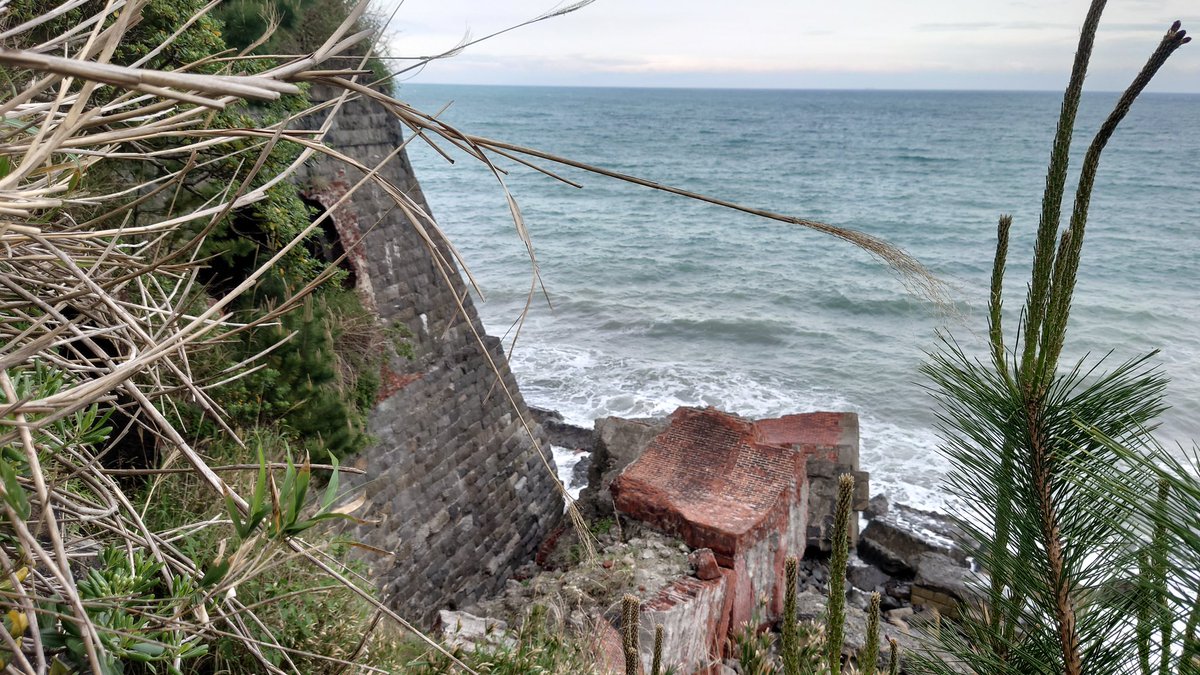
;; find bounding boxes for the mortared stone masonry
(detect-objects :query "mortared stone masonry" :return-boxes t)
[294,85,562,624]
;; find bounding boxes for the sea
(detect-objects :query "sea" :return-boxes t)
[396,84,1200,511]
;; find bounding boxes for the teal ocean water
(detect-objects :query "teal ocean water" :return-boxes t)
[398,84,1200,509]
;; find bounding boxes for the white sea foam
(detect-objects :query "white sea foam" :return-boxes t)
[514,342,953,513]
[550,444,586,500]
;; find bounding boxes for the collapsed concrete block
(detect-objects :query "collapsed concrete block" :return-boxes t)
[611,407,809,628]
[641,572,735,674]
[756,412,867,550]
[437,610,514,653]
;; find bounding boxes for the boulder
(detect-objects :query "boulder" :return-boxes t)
[865,494,889,519]
[528,406,594,452]
[571,453,592,492]
[911,552,974,618]
[437,610,514,653]
[848,558,892,593]
[578,416,668,518]
[858,503,968,576]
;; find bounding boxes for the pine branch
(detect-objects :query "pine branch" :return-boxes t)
[827,474,855,675]
[1020,0,1108,383]
[1039,21,1192,376]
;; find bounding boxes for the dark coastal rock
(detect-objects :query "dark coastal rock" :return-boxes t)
[912,552,974,618]
[570,452,592,490]
[578,415,667,518]
[848,558,892,593]
[859,502,969,576]
[528,406,595,452]
[865,494,889,519]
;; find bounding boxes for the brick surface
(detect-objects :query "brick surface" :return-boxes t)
[756,412,867,550]
[611,407,806,562]
[754,412,857,464]
[611,407,810,629]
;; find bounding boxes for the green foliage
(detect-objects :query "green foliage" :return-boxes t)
[826,474,854,675]
[5,0,225,70]
[860,593,881,675]
[10,0,377,463]
[222,443,354,541]
[212,288,384,459]
[651,623,664,675]
[622,593,640,675]
[591,517,616,537]
[137,434,402,674]
[918,7,1192,675]
[729,588,829,675]
[214,0,393,85]
[41,548,208,675]
[782,556,802,675]
[729,611,776,675]
[0,364,111,535]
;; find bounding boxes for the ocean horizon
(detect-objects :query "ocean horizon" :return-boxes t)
[397,83,1200,511]
[404,81,1200,96]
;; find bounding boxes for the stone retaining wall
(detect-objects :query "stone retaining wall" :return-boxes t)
[295,86,563,623]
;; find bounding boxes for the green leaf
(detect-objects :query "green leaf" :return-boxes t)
[251,443,268,514]
[200,559,229,588]
[321,452,340,510]
[291,452,311,526]
[224,489,248,539]
[129,641,166,657]
[0,458,29,520]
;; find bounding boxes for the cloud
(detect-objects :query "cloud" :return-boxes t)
[1103,21,1199,32]
[914,21,1073,32]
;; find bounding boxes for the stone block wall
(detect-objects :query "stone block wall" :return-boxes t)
[294,86,563,623]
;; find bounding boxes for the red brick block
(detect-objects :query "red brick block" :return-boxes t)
[689,548,721,581]
[755,411,858,464]
[611,407,810,629]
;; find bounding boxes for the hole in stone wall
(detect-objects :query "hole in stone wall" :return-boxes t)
[195,198,356,296]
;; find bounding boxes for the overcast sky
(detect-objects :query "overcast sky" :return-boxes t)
[382,0,1199,92]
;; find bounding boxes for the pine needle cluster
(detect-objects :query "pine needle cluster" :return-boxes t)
[919,5,1195,674]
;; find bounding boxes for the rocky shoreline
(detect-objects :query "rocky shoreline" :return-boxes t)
[442,406,974,674]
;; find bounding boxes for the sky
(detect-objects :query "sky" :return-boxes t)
[382,0,1200,92]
